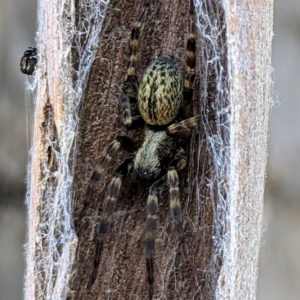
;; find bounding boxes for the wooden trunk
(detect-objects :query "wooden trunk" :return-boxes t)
[25,0,273,299]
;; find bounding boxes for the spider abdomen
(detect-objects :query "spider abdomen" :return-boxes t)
[138,55,183,126]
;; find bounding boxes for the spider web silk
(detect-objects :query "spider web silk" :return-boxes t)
[25,0,110,299]
[190,0,231,295]
[215,0,274,298]
[187,0,272,298]
[192,0,273,299]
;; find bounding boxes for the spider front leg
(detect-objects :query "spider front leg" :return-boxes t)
[82,136,136,215]
[144,150,187,300]
[88,158,133,287]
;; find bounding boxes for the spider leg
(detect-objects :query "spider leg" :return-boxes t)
[143,149,187,299]
[120,95,145,128]
[88,158,133,287]
[121,2,150,130]
[144,174,167,300]
[168,158,187,257]
[120,95,134,127]
[125,1,150,82]
[180,0,196,117]
[144,188,159,300]
[166,115,201,135]
[82,136,136,215]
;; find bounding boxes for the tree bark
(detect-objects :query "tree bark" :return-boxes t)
[25,0,273,299]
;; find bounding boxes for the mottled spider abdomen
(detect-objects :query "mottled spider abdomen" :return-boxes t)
[138,55,183,125]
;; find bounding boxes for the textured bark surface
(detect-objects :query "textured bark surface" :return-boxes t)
[70,0,220,299]
[216,1,273,298]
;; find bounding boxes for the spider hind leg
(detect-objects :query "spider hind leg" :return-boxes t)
[143,150,187,299]
[144,188,159,300]
[168,167,187,257]
[144,173,168,300]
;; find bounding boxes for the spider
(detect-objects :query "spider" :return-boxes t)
[84,1,197,298]
[20,47,38,75]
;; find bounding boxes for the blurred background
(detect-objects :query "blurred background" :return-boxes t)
[0,0,298,299]
[0,0,36,299]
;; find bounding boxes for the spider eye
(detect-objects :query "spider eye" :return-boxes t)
[135,167,161,182]
[135,168,149,180]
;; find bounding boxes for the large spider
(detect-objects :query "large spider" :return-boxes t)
[84,1,197,298]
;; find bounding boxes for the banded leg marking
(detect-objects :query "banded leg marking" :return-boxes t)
[126,2,150,81]
[167,115,201,135]
[168,167,186,256]
[83,137,136,214]
[120,95,132,127]
[143,174,169,300]
[120,95,145,129]
[143,149,187,299]
[144,189,159,300]
[88,158,133,287]
[181,0,196,117]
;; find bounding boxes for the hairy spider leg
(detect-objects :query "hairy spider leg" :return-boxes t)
[120,95,133,127]
[166,115,202,135]
[144,150,187,300]
[126,1,150,82]
[168,167,186,256]
[120,95,145,128]
[88,158,133,287]
[82,136,136,215]
[168,147,188,255]
[144,174,167,300]
[144,189,159,300]
[181,0,196,117]
[121,2,150,128]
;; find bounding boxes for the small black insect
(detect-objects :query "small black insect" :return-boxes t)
[82,1,197,299]
[20,47,38,75]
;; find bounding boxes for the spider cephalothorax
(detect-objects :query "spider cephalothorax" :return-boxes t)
[83,1,197,299]
[20,47,38,75]
[134,126,177,181]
